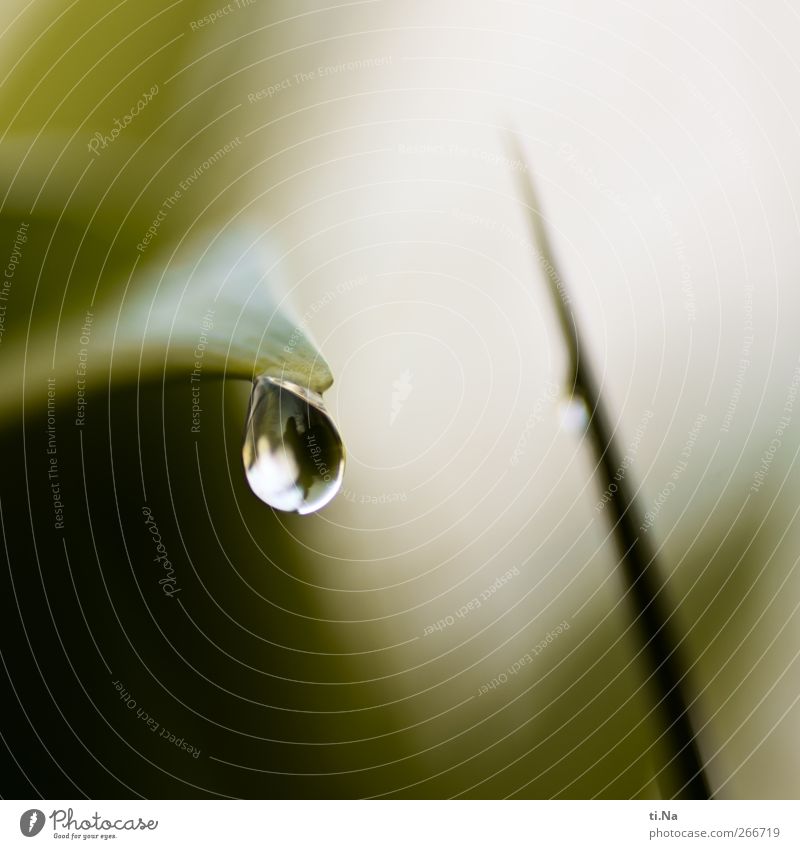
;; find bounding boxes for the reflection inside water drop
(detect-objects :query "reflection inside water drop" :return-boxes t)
[242,376,345,514]
[559,395,590,434]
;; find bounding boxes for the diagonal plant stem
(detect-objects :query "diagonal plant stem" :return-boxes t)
[511,143,711,799]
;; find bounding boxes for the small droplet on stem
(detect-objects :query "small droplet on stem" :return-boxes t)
[242,376,345,514]
[558,395,590,434]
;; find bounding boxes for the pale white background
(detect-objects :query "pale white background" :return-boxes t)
[246,0,800,798]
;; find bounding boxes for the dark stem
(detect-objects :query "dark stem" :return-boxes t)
[575,362,710,799]
[511,141,711,799]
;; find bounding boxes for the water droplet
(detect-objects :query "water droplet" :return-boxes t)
[242,376,345,514]
[559,395,590,433]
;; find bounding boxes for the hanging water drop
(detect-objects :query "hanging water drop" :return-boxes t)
[242,376,345,514]
[558,395,590,434]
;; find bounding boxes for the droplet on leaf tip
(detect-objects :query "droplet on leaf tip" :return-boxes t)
[242,376,345,514]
